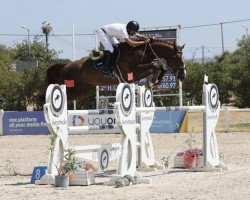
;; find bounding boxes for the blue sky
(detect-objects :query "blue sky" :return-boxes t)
[1,0,250,60]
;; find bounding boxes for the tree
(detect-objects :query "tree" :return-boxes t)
[232,36,250,107]
[16,37,62,110]
[182,61,206,105]
[182,60,235,106]
[15,36,58,62]
[0,45,26,110]
[0,44,15,70]
[4,36,61,110]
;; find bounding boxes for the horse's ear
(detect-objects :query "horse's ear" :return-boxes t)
[180,44,185,50]
[174,43,178,51]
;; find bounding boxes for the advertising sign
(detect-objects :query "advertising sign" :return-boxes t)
[140,29,177,42]
[3,111,49,135]
[149,111,187,133]
[67,111,187,134]
[1,109,187,135]
[68,113,119,134]
[100,73,177,91]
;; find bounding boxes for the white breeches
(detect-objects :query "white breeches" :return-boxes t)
[96,29,115,53]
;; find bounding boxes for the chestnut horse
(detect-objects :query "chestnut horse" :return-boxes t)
[47,39,185,101]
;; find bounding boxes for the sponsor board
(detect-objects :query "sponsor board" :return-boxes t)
[1,110,187,135]
[3,111,49,135]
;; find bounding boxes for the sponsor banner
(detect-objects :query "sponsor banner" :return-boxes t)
[68,113,119,134]
[68,111,187,134]
[137,73,177,91]
[2,110,187,135]
[150,111,187,133]
[3,111,49,135]
[140,29,177,42]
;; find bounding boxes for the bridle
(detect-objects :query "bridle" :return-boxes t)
[140,42,185,76]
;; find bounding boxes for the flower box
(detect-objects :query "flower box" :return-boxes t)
[69,171,95,186]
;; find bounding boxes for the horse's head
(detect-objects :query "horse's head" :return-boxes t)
[170,43,186,81]
[149,40,186,81]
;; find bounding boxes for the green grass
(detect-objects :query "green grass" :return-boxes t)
[231,123,250,128]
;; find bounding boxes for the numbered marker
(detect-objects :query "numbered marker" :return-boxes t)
[30,166,47,184]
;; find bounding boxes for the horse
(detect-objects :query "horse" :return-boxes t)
[47,39,186,101]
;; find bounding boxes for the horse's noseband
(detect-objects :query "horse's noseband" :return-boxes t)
[176,65,186,81]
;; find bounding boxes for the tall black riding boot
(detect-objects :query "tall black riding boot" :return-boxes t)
[103,51,114,77]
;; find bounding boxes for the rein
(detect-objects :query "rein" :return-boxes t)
[141,43,175,74]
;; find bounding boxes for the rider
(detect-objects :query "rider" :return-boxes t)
[96,21,150,77]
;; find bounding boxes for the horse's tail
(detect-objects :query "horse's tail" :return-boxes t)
[36,63,67,107]
[47,63,66,85]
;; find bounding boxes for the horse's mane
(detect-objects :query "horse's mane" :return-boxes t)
[119,38,175,46]
[150,38,176,48]
[118,38,177,53]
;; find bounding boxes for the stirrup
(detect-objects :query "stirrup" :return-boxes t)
[103,70,115,78]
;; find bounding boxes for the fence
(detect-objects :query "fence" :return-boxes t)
[188,107,250,133]
[1,108,250,136]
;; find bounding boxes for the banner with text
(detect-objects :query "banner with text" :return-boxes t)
[2,109,187,135]
[100,73,177,91]
[3,111,49,135]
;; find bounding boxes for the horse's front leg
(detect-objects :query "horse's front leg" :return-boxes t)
[134,64,162,88]
[149,59,169,87]
[149,65,165,87]
[151,70,162,85]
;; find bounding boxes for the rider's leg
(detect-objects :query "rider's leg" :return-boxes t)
[103,50,115,77]
[96,29,115,77]
[104,50,112,67]
[96,29,114,53]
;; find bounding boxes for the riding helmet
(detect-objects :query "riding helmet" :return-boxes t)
[126,21,140,32]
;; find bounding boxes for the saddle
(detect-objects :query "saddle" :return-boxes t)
[90,46,120,69]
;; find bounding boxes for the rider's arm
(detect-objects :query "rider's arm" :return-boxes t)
[134,33,148,40]
[125,38,149,47]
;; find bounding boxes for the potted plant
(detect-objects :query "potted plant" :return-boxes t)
[183,147,203,168]
[55,148,81,188]
[48,135,96,187]
[184,130,203,168]
[174,128,203,169]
